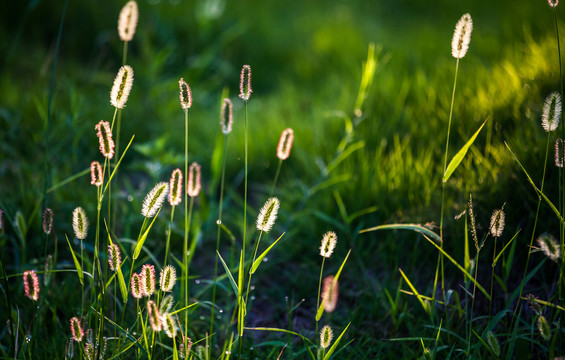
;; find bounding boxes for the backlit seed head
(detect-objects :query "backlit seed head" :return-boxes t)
[44,254,54,285]
[179,336,193,359]
[537,315,551,341]
[239,64,252,101]
[110,65,134,109]
[555,138,564,167]
[141,264,156,296]
[221,98,234,134]
[85,342,96,360]
[72,207,88,240]
[66,338,74,359]
[542,92,562,132]
[451,14,473,59]
[256,197,280,232]
[160,265,176,292]
[70,317,84,342]
[468,194,480,250]
[187,162,202,197]
[141,182,169,218]
[537,233,561,262]
[162,313,178,338]
[486,331,500,357]
[0,209,3,230]
[489,208,505,238]
[320,325,333,349]
[147,300,162,332]
[168,168,183,206]
[131,273,144,299]
[118,1,138,41]
[196,345,206,360]
[160,294,174,314]
[321,275,339,313]
[90,161,103,186]
[179,78,192,110]
[43,208,54,235]
[23,270,40,301]
[549,0,559,8]
[277,128,294,160]
[86,328,94,344]
[320,231,337,258]
[95,120,115,159]
[526,293,542,315]
[108,243,121,272]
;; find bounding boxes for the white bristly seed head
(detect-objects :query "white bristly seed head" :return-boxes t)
[451,13,473,59]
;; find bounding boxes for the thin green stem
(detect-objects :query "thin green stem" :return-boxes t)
[123,41,128,65]
[184,197,194,348]
[316,257,326,336]
[210,134,229,337]
[489,237,498,319]
[164,206,175,268]
[270,159,283,196]
[245,231,264,307]
[243,101,249,277]
[468,250,480,356]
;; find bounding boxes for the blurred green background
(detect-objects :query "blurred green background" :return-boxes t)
[1,0,564,357]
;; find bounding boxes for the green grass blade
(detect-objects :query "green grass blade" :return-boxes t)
[169,302,199,316]
[238,250,245,335]
[399,268,431,316]
[443,118,488,182]
[102,134,135,195]
[472,329,499,359]
[323,322,351,360]
[316,249,351,321]
[133,207,162,260]
[216,250,238,298]
[493,229,521,266]
[65,234,83,284]
[250,232,285,274]
[421,234,491,301]
[360,223,441,244]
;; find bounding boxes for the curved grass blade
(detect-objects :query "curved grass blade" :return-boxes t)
[216,250,238,298]
[493,229,521,266]
[250,232,285,274]
[360,223,441,244]
[323,322,351,360]
[65,234,83,284]
[399,268,431,317]
[443,118,488,182]
[316,249,351,321]
[133,207,162,260]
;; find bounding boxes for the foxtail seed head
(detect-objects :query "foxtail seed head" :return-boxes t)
[221,98,234,134]
[489,208,505,238]
[66,338,75,359]
[321,275,339,313]
[141,264,156,296]
[549,0,559,7]
[542,92,562,132]
[320,231,337,258]
[110,65,134,109]
[537,233,561,262]
[147,300,162,332]
[95,120,115,159]
[277,128,294,160]
[486,331,500,357]
[131,273,144,299]
[239,64,252,101]
[187,162,202,197]
[451,14,473,59]
[70,317,84,342]
[23,270,40,301]
[168,168,183,206]
[108,243,121,272]
[141,182,169,218]
[160,294,174,313]
[160,265,176,292]
[44,254,54,285]
[118,1,138,41]
[555,139,564,167]
[256,197,280,232]
[43,208,54,235]
[72,207,88,240]
[90,161,103,186]
[179,78,192,110]
[0,209,3,230]
[162,313,178,338]
[179,336,193,359]
[537,315,551,341]
[320,325,333,349]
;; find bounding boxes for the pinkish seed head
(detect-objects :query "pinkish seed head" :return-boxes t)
[549,0,559,7]
[108,243,121,272]
[239,65,252,102]
[179,78,192,110]
[187,162,202,197]
[90,161,103,187]
[168,168,183,206]
[141,264,156,296]
[131,273,144,299]
[277,128,294,160]
[147,300,162,332]
[23,270,40,301]
[110,65,134,109]
[70,317,84,342]
[321,275,339,313]
[95,120,115,159]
